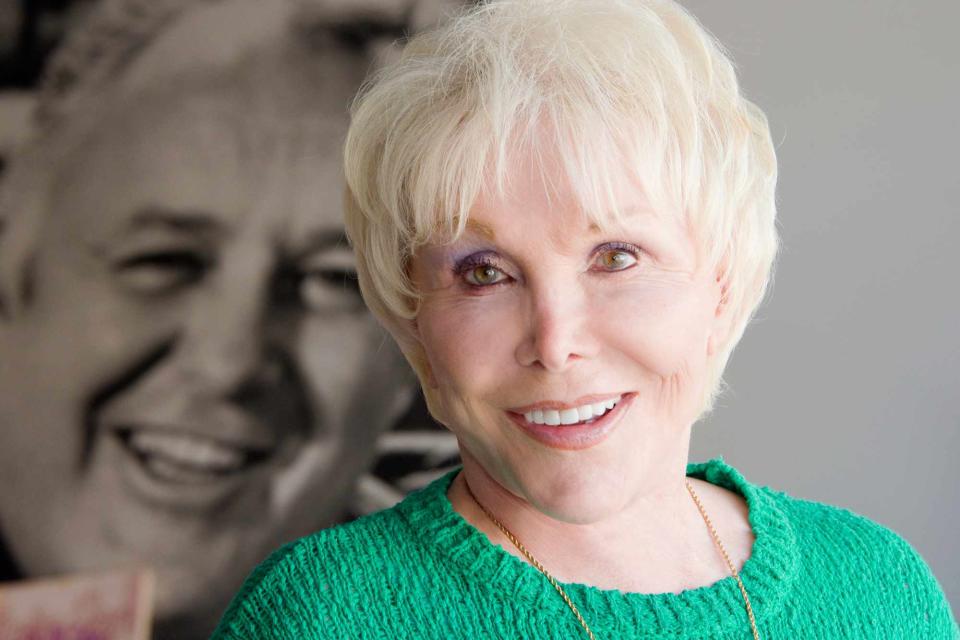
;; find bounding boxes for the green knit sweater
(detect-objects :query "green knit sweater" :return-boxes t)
[212,458,958,639]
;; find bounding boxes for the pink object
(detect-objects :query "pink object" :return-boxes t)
[0,569,154,640]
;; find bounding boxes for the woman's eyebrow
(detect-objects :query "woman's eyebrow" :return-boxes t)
[466,210,658,239]
[465,219,496,241]
[462,218,594,244]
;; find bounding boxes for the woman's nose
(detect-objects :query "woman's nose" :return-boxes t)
[515,282,598,373]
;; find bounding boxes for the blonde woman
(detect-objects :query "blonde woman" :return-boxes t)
[214,1,958,638]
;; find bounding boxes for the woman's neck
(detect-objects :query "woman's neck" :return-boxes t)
[447,455,753,594]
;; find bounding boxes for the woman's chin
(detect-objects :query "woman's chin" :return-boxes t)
[512,466,634,524]
[466,442,640,523]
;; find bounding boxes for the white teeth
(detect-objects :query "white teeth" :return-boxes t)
[522,395,623,426]
[126,430,246,472]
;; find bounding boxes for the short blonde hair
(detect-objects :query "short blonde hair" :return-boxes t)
[344,0,779,415]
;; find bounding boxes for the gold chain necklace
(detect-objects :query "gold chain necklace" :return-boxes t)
[464,479,760,640]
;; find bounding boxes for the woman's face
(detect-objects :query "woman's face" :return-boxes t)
[0,78,413,635]
[411,149,728,523]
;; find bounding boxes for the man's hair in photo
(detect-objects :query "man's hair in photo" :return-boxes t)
[0,0,200,319]
[0,0,420,319]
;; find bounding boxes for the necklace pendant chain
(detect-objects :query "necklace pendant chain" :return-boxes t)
[464,478,761,640]
[686,481,761,640]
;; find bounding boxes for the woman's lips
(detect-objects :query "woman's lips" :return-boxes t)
[505,392,636,450]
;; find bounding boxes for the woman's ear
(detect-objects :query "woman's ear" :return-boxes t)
[707,262,734,358]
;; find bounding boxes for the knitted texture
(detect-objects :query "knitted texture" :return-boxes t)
[212,458,958,639]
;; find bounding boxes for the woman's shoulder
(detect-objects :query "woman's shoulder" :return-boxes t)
[757,482,927,572]
[754,483,958,636]
[261,470,455,569]
[697,457,936,574]
[293,502,416,559]
[210,476,453,639]
[758,482,921,556]
[240,481,442,586]
[209,509,405,639]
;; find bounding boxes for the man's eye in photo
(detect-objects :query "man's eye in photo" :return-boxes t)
[280,268,362,313]
[114,252,210,293]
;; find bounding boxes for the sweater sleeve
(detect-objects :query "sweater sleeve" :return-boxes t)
[210,540,329,640]
[881,526,959,639]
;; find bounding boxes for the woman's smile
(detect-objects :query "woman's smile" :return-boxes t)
[512,392,626,424]
[505,392,638,451]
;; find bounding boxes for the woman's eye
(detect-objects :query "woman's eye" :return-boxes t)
[594,247,638,271]
[114,251,208,293]
[463,264,508,287]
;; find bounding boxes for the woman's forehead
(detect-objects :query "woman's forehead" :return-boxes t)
[492,131,673,211]
[467,146,673,232]
[423,142,695,262]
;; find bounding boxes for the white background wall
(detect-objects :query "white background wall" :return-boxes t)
[683,0,959,619]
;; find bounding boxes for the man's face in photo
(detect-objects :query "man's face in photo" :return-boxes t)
[0,39,415,638]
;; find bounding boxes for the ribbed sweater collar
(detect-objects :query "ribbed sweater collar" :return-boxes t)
[399,457,800,637]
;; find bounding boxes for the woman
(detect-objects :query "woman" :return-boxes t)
[214,0,958,638]
[0,0,440,637]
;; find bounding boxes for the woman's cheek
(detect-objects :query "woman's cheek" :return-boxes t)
[421,292,521,386]
[600,280,709,376]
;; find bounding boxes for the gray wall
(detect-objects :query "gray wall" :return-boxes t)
[684,0,959,618]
